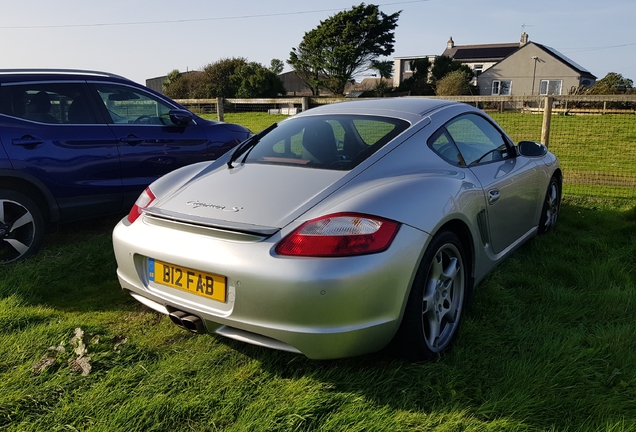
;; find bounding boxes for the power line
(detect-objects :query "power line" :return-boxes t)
[561,42,636,54]
[0,1,432,30]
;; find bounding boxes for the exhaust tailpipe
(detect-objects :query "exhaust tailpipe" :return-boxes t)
[181,315,206,333]
[169,310,206,334]
[169,310,188,329]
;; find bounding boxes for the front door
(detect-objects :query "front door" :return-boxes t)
[445,113,542,254]
[90,83,210,207]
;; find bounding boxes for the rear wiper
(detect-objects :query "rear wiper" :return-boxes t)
[227,123,277,169]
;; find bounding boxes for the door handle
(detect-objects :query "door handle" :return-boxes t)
[488,189,500,205]
[119,135,144,145]
[13,136,44,147]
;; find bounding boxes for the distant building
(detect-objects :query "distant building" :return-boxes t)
[478,41,597,96]
[145,71,203,95]
[392,55,437,88]
[278,71,357,96]
[392,33,596,95]
[442,35,521,83]
[277,71,317,96]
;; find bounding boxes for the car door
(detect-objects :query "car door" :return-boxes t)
[89,82,210,206]
[445,114,543,254]
[0,81,123,221]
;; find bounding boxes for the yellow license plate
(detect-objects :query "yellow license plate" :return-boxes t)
[148,258,226,303]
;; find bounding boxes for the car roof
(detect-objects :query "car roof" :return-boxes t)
[294,98,463,123]
[0,69,132,84]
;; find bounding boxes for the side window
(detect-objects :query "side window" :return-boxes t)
[93,83,179,126]
[428,128,463,165]
[445,114,508,166]
[492,80,512,95]
[0,82,97,124]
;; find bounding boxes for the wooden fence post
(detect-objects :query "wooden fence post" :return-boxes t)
[541,96,553,148]
[216,97,224,122]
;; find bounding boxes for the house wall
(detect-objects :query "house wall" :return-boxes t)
[477,44,586,96]
[393,56,436,88]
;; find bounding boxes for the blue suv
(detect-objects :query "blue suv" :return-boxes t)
[0,69,251,263]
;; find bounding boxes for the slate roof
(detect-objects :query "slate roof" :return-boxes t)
[442,43,520,63]
[534,43,597,79]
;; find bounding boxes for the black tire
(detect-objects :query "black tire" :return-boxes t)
[397,231,470,361]
[0,189,45,263]
[538,176,561,235]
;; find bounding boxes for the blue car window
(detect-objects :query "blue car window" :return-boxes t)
[93,83,179,126]
[0,82,97,124]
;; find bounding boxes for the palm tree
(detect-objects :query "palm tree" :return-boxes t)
[369,60,393,96]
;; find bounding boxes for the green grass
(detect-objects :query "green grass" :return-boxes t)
[1,112,635,431]
[211,112,636,201]
[491,113,636,200]
[1,202,634,431]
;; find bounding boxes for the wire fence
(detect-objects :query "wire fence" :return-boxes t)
[177,95,636,205]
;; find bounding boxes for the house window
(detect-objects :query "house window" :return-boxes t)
[473,64,483,76]
[403,60,413,73]
[492,80,512,95]
[540,80,562,95]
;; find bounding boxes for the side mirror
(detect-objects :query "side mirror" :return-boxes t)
[517,140,548,157]
[169,109,194,126]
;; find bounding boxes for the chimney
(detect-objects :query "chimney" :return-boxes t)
[447,37,455,49]
[520,32,529,46]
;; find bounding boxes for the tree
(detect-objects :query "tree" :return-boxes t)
[370,59,393,96]
[435,70,472,96]
[162,69,182,96]
[430,55,474,84]
[370,59,393,79]
[397,57,433,95]
[270,59,285,75]
[288,3,401,95]
[165,58,286,99]
[202,57,249,98]
[587,72,634,94]
[163,70,208,99]
[233,62,286,98]
[288,42,324,96]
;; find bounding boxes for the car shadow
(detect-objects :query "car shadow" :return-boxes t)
[0,213,135,313]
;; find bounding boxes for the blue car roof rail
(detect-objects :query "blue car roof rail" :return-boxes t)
[0,69,127,79]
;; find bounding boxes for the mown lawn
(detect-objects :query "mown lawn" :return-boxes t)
[0,112,635,431]
[215,110,636,202]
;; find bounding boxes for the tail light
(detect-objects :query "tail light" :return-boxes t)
[275,213,400,257]
[127,187,156,223]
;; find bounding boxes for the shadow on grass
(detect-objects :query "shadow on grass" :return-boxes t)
[209,201,636,430]
[0,213,134,313]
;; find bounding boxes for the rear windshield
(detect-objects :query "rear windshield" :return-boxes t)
[243,115,409,170]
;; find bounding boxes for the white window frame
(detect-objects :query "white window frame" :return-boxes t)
[539,79,563,95]
[492,80,512,95]
[403,60,413,73]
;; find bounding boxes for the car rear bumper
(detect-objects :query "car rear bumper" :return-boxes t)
[113,215,429,359]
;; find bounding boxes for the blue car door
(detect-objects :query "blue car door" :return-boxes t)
[89,83,210,207]
[0,81,122,221]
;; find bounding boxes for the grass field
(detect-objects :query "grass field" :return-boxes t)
[1,112,635,431]
[214,111,636,203]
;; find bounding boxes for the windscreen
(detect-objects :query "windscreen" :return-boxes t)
[243,115,409,170]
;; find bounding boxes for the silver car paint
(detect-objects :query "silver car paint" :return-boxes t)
[113,216,430,358]
[113,98,560,359]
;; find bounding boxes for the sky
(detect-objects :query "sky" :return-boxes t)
[1,0,635,86]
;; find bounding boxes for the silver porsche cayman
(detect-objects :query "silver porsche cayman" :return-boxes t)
[113,98,561,360]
